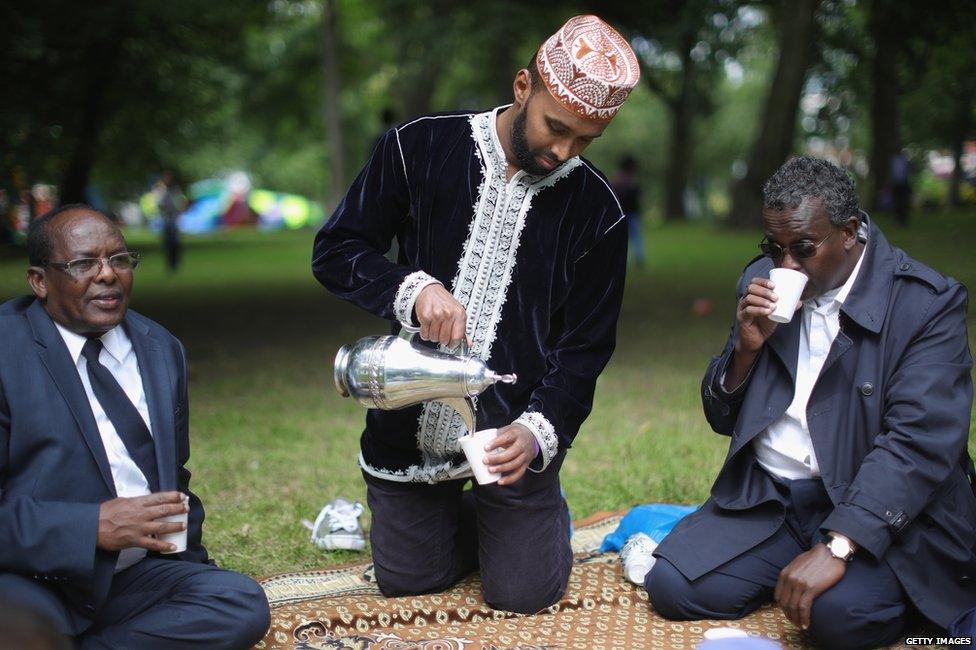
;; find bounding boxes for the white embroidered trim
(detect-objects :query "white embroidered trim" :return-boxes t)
[515,411,558,472]
[358,452,473,484]
[403,106,579,481]
[393,270,442,327]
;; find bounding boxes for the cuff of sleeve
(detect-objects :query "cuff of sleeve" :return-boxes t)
[715,351,751,399]
[718,371,749,398]
[54,501,102,579]
[819,503,893,561]
[393,270,442,327]
[515,411,558,473]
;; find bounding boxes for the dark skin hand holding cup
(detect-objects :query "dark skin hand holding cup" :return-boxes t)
[97,492,189,554]
[414,284,536,486]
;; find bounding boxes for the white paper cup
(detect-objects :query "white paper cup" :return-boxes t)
[768,268,808,324]
[157,496,189,554]
[459,428,502,485]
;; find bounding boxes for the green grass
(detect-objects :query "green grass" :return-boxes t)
[1,211,973,578]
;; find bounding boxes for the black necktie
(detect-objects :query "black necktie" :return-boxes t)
[81,338,160,492]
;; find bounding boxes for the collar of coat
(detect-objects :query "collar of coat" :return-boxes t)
[838,213,890,334]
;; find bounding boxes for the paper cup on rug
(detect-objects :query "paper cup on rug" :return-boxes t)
[768,268,808,324]
[157,495,189,554]
[704,627,749,641]
[459,428,502,485]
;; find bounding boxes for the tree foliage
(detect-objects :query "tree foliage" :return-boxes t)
[1,0,971,219]
[0,0,268,200]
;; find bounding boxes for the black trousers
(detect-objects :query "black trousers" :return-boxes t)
[363,451,572,614]
[646,478,910,650]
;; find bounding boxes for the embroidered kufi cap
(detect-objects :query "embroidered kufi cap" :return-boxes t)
[536,15,641,122]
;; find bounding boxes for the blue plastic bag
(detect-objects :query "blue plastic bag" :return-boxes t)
[599,503,699,552]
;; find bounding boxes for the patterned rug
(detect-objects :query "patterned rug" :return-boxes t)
[256,512,912,649]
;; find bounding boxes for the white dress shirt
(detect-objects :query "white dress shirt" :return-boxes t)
[753,247,866,480]
[55,323,153,571]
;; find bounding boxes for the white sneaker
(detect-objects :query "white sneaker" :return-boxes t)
[310,498,366,551]
[620,532,658,585]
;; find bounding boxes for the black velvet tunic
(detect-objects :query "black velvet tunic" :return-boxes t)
[312,106,627,483]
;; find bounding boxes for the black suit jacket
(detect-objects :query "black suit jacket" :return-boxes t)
[0,296,208,631]
[655,218,976,629]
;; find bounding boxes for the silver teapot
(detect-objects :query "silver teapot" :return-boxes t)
[333,325,516,433]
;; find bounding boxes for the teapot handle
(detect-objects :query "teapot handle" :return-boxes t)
[399,323,471,357]
[398,323,421,341]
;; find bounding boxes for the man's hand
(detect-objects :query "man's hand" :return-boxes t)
[736,277,784,353]
[415,284,468,347]
[774,543,847,630]
[724,277,795,390]
[484,423,537,486]
[97,492,189,553]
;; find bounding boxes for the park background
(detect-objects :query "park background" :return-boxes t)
[1,0,974,578]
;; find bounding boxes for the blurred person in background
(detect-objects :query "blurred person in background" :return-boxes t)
[153,171,184,273]
[890,149,912,226]
[32,184,55,217]
[613,154,645,268]
[0,190,10,245]
[15,188,34,234]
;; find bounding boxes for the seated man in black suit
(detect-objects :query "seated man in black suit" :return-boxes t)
[647,157,976,649]
[0,204,270,648]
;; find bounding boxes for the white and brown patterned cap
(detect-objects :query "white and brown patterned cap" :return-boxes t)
[536,15,641,122]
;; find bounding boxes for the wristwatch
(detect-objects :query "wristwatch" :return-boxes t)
[824,533,855,562]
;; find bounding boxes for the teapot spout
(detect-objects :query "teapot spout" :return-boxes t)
[436,396,477,434]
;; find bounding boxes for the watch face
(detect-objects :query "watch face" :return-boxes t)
[829,537,852,558]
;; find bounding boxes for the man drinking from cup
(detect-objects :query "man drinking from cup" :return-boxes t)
[0,205,270,648]
[646,157,976,648]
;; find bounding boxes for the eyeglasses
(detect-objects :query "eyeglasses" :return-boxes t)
[758,231,834,261]
[47,252,141,278]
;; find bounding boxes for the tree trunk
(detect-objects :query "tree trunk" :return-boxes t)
[728,0,820,228]
[492,49,517,105]
[59,80,107,204]
[664,43,696,222]
[489,4,518,105]
[867,4,900,211]
[403,61,438,119]
[59,21,127,204]
[321,0,345,209]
